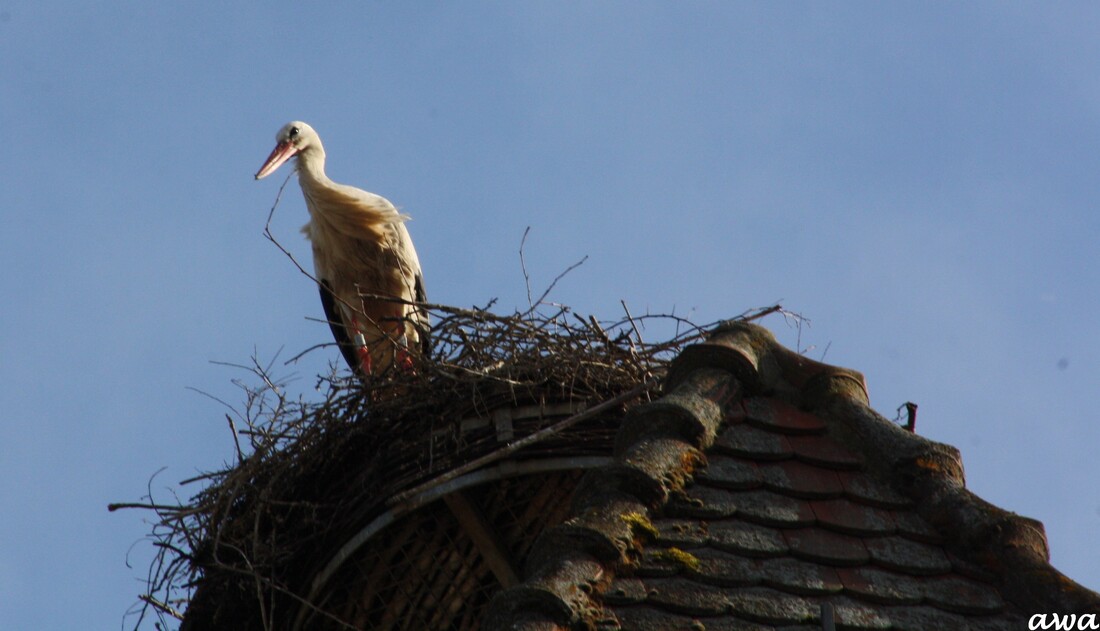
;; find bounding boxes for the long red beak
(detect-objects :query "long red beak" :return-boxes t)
[254,141,299,180]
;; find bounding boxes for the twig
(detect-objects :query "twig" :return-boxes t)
[520,226,533,310]
[741,304,782,323]
[107,502,186,513]
[522,255,588,317]
[620,300,644,347]
[387,378,657,507]
[227,414,245,464]
[138,594,184,621]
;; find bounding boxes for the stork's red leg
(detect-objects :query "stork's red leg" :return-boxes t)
[349,317,373,376]
[396,348,415,373]
[357,345,373,376]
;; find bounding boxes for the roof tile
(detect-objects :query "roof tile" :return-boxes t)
[654,519,709,548]
[643,577,733,616]
[921,575,1006,615]
[783,528,871,566]
[756,557,844,596]
[688,548,764,588]
[713,424,794,461]
[727,489,816,528]
[946,550,998,583]
[788,434,863,470]
[707,518,790,558]
[695,455,762,491]
[602,577,648,606]
[758,460,844,499]
[892,510,943,544]
[836,566,925,606]
[666,484,740,519]
[743,397,827,435]
[810,499,897,536]
[863,535,952,575]
[610,606,772,631]
[837,471,912,509]
[724,587,818,625]
[829,596,893,629]
[874,604,1017,631]
[724,399,748,424]
[636,548,686,578]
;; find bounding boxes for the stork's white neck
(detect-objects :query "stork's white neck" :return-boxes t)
[295,145,331,188]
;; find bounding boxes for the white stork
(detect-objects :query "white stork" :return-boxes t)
[254,121,427,377]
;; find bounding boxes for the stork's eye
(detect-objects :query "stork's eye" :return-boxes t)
[289,126,300,138]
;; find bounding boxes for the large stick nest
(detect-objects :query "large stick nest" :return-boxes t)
[116,301,780,630]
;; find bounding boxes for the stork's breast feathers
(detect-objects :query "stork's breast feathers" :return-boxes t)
[305,207,421,307]
[304,184,409,242]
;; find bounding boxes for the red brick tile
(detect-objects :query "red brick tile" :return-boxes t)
[756,557,844,596]
[871,604,975,629]
[892,510,943,545]
[836,566,924,605]
[725,587,818,625]
[728,490,816,528]
[788,434,862,470]
[611,606,774,631]
[838,471,911,509]
[921,575,1006,615]
[828,595,895,629]
[708,518,790,558]
[666,484,741,519]
[638,548,690,578]
[946,551,997,583]
[714,424,794,461]
[783,528,870,566]
[603,577,649,605]
[654,518,710,547]
[758,460,844,499]
[725,398,748,424]
[689,548,764,588]
[644,577,734,616]
[864,536,952,576]
[697,455,763,491]
[810,499,897,536]
[743,397,827,435]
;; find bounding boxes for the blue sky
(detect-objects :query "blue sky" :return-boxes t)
[2,3,1099,628]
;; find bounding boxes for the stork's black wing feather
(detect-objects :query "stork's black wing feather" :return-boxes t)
[319,280,361,375]
[414,271,431,355]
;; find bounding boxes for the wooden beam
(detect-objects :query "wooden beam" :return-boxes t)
[443,491,520,588]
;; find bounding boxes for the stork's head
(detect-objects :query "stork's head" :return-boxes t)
[254,121,320,180]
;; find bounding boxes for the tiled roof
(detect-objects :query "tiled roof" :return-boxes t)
[484,321,1100,630]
